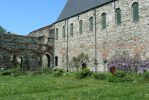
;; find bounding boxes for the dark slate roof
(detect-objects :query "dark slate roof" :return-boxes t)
[56,0,115,22]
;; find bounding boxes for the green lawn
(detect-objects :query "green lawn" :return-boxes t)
[0,74,149,100]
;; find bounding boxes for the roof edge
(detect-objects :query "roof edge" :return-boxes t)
[54,0,117,24]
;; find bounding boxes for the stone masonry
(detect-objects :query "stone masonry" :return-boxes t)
[0,33,54,70]
[30,0,149,72]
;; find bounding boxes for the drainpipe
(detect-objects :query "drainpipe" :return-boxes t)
[94,9,97,72]
[66,19,69,72]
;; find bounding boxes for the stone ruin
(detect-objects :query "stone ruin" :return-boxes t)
[0,33,54,70]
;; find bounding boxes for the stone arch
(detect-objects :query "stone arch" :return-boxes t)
[17,56,23,69]
[82,63,87,69]
[16,49,41,70]
[42,53,51,68]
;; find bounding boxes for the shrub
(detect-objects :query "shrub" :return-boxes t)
[123,74,134,82]
[2,68,21,76]
[108,71,135,83]
[93,73,107,80]
[53,68,65,77]
[114,71,125,78]
[143,71,149,80]
[126,72,142,81]
[2,70,12,75]
[75,68,92,79]
[108,75,123,83]
[108,71,128,83]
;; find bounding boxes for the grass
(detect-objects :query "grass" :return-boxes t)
[0,73,149,100]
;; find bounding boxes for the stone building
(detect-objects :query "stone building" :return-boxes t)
[28,0,149,72]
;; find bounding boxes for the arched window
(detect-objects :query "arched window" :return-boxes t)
[115,8,121,25]
[79,20,83,34]
[89,17,93,31]
[132,2,139,22]
[70,23,73,37]
[55,56,58,66]
[55,28,58,40]
[63,26,65,38]
[101,12,106,29]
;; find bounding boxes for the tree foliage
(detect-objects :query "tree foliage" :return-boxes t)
[0,26,6,34]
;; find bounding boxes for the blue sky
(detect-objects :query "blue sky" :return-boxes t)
[0,0,67,35]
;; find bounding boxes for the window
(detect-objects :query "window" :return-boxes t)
[132,2,139,22]
[101,13,106,29]
[55,56,58,66]
[55,28,58,40]
[79,20,83,34]
[89,17,93,31]
[115,8,121,25]
[63,26,65,38]
[70,23,73,37]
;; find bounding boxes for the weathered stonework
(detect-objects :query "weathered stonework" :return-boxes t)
[0,33,54,70]
[28,0,149,72]
[52,0,149,72]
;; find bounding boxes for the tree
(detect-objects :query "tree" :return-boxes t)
[68,53,89,71]
[0,26,6,34]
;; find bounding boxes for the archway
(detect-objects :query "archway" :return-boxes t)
[42,54,51,68]
[82,63,87,69]
[17,57,23,69]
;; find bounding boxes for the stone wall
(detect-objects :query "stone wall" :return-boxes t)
[0,33,54,70]
[54,0,149,72]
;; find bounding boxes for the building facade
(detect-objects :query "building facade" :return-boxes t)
[30,0,149,72]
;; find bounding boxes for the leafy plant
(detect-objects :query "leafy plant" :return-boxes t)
[2,68,21,76]
[93,73,107,80]
[143,71,149,80]
[75,68,92,79]
[53,68,65,77]
[114,71,125,78]
[0,26,6,34]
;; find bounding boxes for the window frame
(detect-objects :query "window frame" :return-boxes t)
[63,26,65,38]
[79,20,83,34]
[101,12,106,29]
[132,2,139,22]
[115,8,121,25]
[55,28,58,40]
[89,17,93,31]
[70,23,73,37]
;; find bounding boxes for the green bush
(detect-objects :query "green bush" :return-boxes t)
[108,75,122,83]
[93,73,107,80]
[123,74,134,82]
[2,68,21,76]
[114,71,125,78]
[53,68,65,77]
[143,71,149,80]
[108,71,135,83]
[108,71,127,83]
[75,68,92,79]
